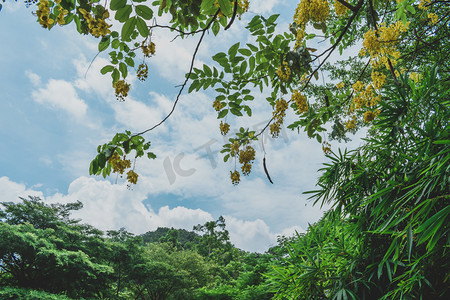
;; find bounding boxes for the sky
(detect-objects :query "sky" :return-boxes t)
[0,0,364,252]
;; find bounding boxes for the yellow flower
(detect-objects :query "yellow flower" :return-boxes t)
[428,13,439,25]
[336,82,344,89]
[239,145,256,164]
[409,72,423,84]
[213,99,224,111]
[230,170,240,185]
[220,121,230,136]
[141,41,156,57]
[291,90,308,114]
[126,170,139,184]
[109,153,132,174]
[322,141,331,154]
[345,115,357,130]
[352,81,364,93]
[371,71,386,90]
[137,64,149,81]
[113,80,130,101]
[334,0,349,17]
[363,110,377,123]
[276,62,291,81]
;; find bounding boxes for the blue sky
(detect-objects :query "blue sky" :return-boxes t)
[0,0,363,252]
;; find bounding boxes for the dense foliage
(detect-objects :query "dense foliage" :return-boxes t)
[0,197,278,299]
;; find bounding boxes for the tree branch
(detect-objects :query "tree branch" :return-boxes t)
[133,10,220,137]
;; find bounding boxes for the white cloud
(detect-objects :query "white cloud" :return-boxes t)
[0,176,43,203]
[46,176,214,234]
[25,70,41,86]
[73,56,114,99]
[250,0,281,14]
[31,78,88,120]
[226,216,277,252]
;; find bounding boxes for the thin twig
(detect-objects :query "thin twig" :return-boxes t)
[133,10,220,137]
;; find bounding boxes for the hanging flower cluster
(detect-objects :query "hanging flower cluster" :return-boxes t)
[220,121,230,135]
[137,64,149,81]
[141,41,156,57]
[333,0,349,17]
[78,7,112,38]
[113,80,130,101]
[36,0,68,29]
[291,90,308,114]
[270,98,288,137]
[293,0,330,48]
[276,62,291,81]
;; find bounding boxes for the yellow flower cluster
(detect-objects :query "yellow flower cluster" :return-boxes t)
[293,0,330,47]
[336,81,344,89]
[322,141,331,154]
[79,8,112,38]
[371,71,386,90]
[109,152,139,184]
[141,41,156,57]
[126,170,139,184]
[213,99,224,111]
[55,5,69,25]
[361,21,408,70]
[137,64,148,81]
[351,82,381,111]
[276,62,291,81]
[239,145,256,175]
[36,0,54,29]
[137,64,149,81]
[294,0,330,24]
[230,170,240,185]
[220,121,230,135]
[428,13,439,25]
[230,141,240,156]
[363,110,379,123]
[418,0,431,10]
[409,72,423,83]
[238,0,250,14]
[291,90,308,114]
[109,152,131,174]
[270,98,288,137]
[334,0,349,17]
[352,81,364,93]
[113,80,130,101]
[345,115,357,130]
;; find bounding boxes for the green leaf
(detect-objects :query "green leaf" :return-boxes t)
[406,225,413,262]
[405,5,415,14]
[230,108,243,116]
[228,42,240,58]
[238,48,252,56]
[217,0,232,16]
[244,106,252,116]
[212,21,220,36]
[136,17,149,37]
[203,64,212,77]
[110,0,127,11]
[124,57,135,67]
[98,36,110,52]
[147,152,156,159]
[121,17,137,41]
[240,61,247,76]
[100,65,115,74]
[115,5,132,22]
[218,109,228,118]
[135,5,153,20]
[112,68,120,83]
[119,62,128,78]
